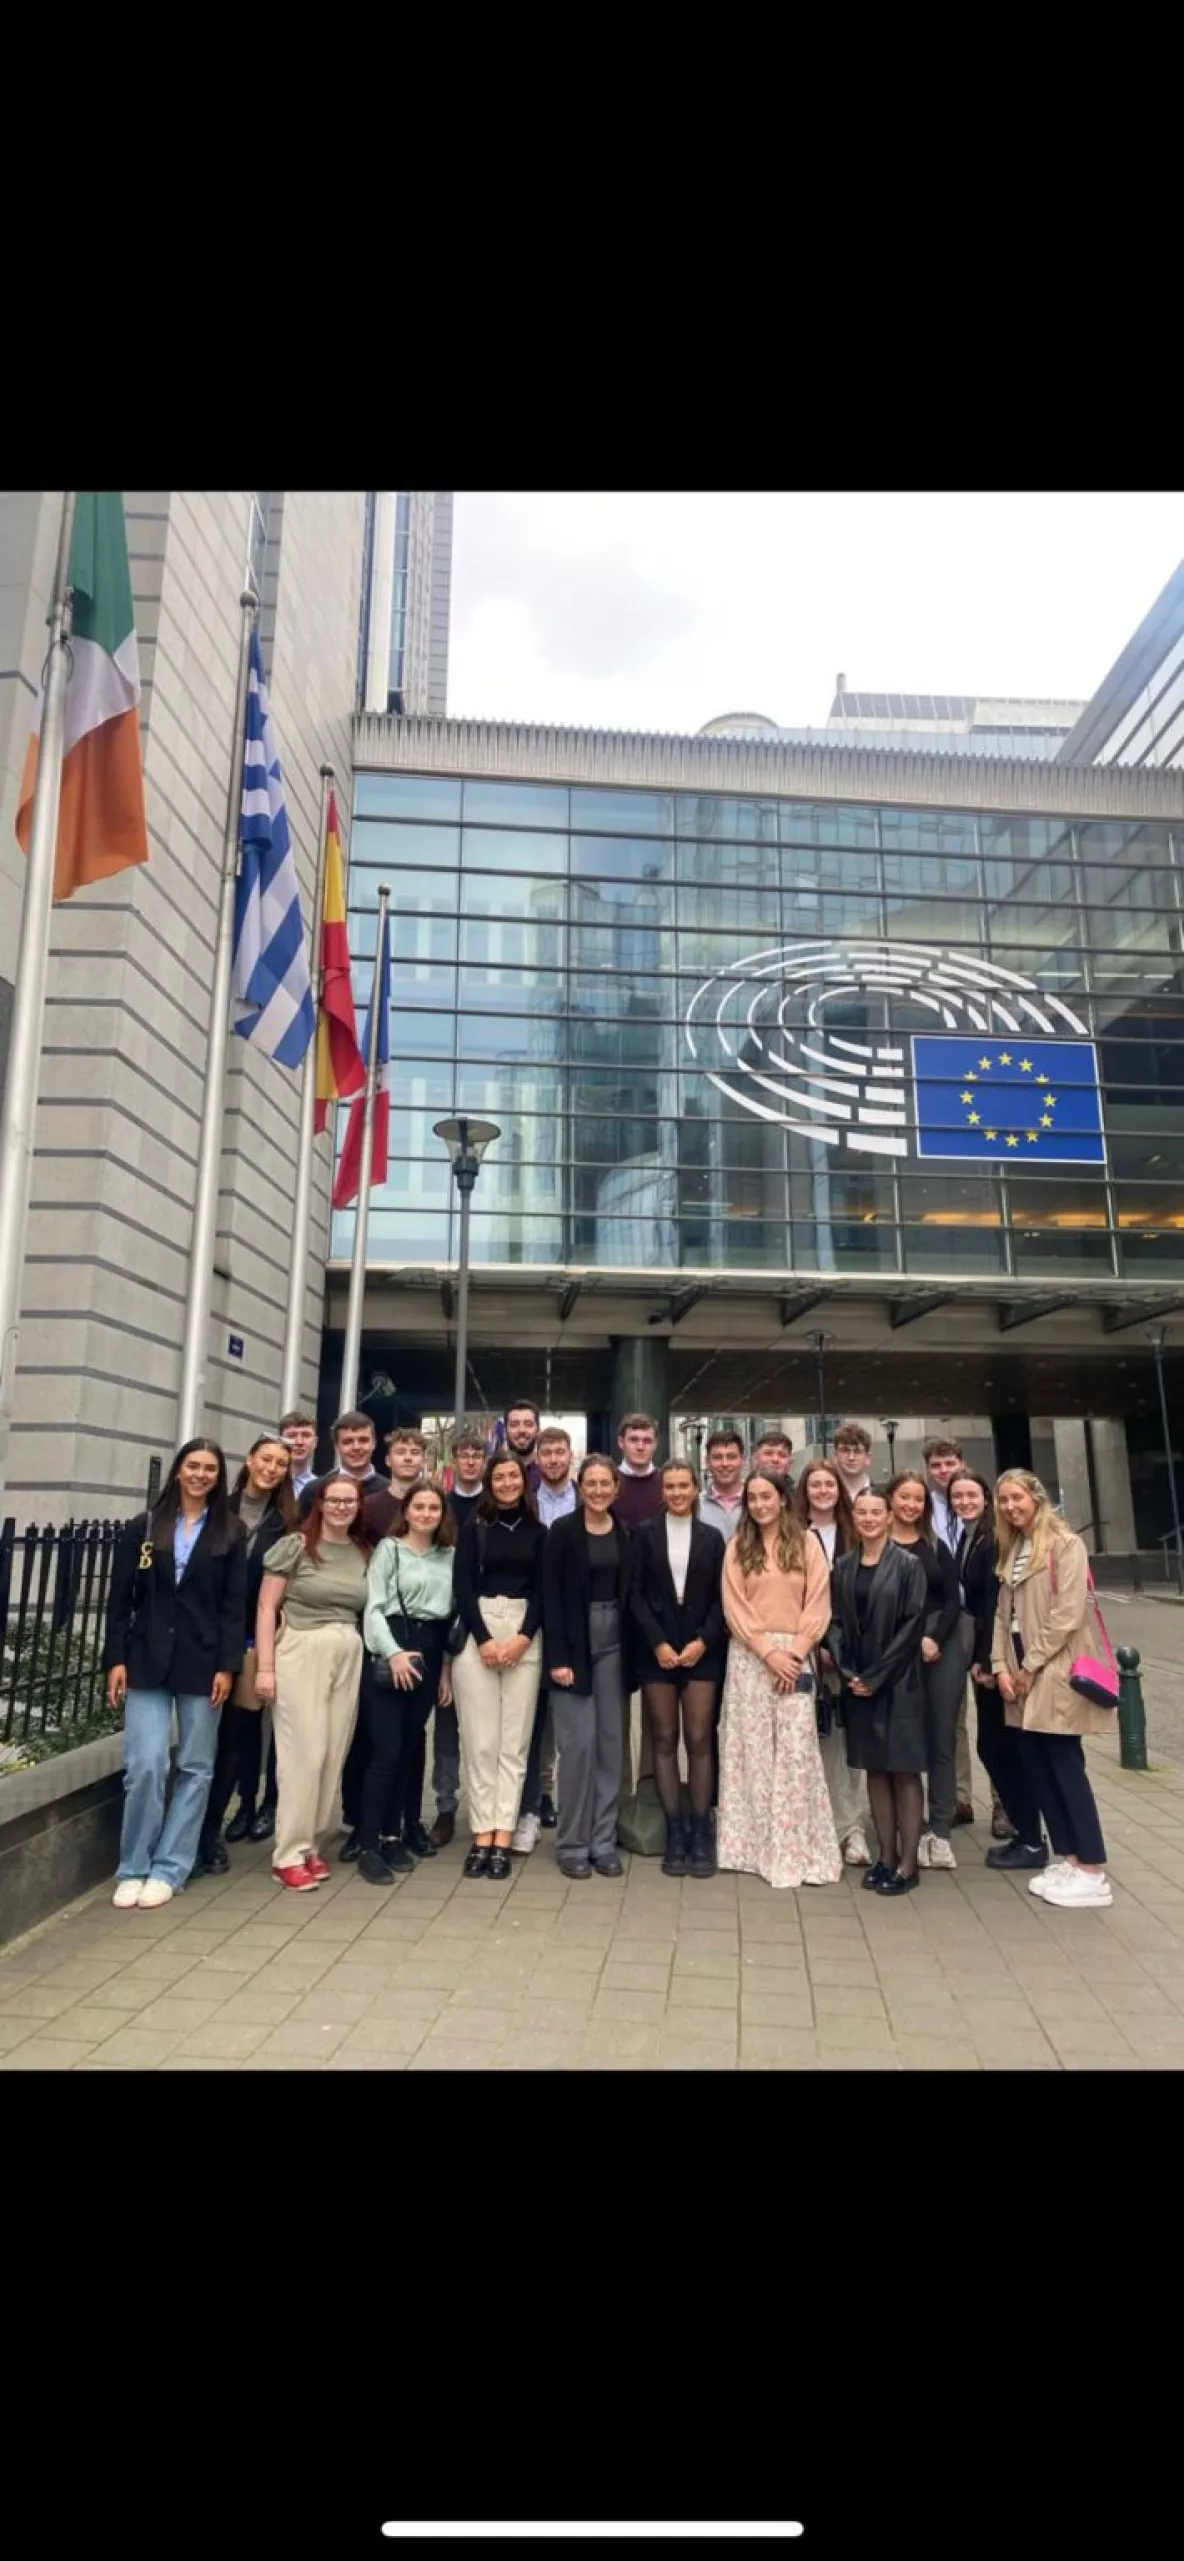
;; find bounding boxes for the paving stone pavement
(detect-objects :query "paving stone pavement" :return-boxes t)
[3,1732,1184,2070]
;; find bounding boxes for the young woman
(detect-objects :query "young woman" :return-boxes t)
[359,1484,457,1886]
[794,1460,871,1868]
[717,1471,839,1892]
[191,1435,298,1876]
[542,1455,637,1880]
[949,1469,1033,1857]
[829,1487,929,1895]
[254,1474,371,1891]
[630,1459,727,1879]
[991,1470,1113,1908]
[452,1452,546,1879]
[103,1439,247,1910]
[887,1470,963,1872]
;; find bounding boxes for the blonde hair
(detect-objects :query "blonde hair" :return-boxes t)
[733,1471,806,1579]
[993,1469,1073,1579]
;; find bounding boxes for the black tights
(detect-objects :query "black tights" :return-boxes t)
[867,1771,924,1879]
[645,1680,719,1821]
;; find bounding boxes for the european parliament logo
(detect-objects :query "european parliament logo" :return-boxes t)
[683,936,1106,1166]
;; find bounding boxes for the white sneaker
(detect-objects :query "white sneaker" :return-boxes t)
[1042,1865,1113,1910]
[842,1827,872,1866]
[916,1831,933,1867]
[1028,1858,1071,1899]
[112,1878,144,1909]
[927,1835,957,1871]
[138,1878,174,1909]
[512,1811,541,1855]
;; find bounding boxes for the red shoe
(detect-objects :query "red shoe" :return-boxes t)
[273,1862,319,1891]
[304,1854,331,1882]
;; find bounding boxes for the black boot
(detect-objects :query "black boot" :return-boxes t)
[247,1804,276,1843]
[225,1804,252,1844]
[662,1816,689,1878]
[689,1814,716,1880]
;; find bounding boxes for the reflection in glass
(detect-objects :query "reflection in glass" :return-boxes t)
[353,774,462,821]
[462,778,570,829]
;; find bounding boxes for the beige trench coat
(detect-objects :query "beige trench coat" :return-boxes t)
[990,1528,1113,1738]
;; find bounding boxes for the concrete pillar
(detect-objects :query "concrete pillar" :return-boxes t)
[1052,1418,1094,1550]
[1088,1418,1137,1553]
[609,1335,670,1455]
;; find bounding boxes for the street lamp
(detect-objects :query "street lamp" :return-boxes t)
[880,1417,899,1473]
[433,1117,501,1431]
[810,1330,836,1455]
[1146,1322,1183,1586]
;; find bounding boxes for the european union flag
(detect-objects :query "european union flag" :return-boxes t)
[911,1036,1106,1164]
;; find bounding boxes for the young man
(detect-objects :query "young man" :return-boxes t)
[698,1429,746,1541]
[921,1435,976,1832]
[362,1426,429,1542]
[279,1411,317,1497]
[611,1412,664,1530]
[833,1422,873,1501]
[753,1431,794,1496]
[502,1401,542,1492]
[447,1427,487,1532]
[299,1410,387,1516]
[512,1429,577,1852]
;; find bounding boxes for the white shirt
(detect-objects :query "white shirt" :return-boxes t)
[537,1479,578,1527]
[665,1511,693,1602]
[809,1518,838,1565]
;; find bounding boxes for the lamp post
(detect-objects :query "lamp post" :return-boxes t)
[810,1331,836,1455]
[881,1417,899,1473]
[1146,1322,1183,1588]
[434,1117,501,1429]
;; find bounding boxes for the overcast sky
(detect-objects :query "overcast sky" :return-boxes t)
[447,492,1182,734]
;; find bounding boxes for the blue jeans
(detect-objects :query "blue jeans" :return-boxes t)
[117,1687,220,1888]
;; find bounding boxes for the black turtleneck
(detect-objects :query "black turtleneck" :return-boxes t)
[454,1505,546,1643]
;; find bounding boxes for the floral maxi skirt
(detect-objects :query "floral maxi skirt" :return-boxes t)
[717,1635,842,1891]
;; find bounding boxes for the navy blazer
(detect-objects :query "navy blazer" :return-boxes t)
[103,1512,248,1697]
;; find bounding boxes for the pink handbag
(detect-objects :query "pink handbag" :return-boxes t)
[1049,1547,1119,1708]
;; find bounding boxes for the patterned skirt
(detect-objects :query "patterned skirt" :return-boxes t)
[717,1634,842,1891]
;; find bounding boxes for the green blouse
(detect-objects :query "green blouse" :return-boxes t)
[364,1537,455,1661]
[263,1532,369,1632]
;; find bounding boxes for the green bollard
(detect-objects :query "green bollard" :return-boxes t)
[1116,1645,1148,1772]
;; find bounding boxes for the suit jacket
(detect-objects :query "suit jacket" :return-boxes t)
[629,1514,727,1680]
[103,1511,247,1696]
[960,1518,999,1677]
[541,1507,638,1697]
[828,1543,927,1735]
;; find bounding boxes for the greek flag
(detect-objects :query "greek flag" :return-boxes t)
[230,630,315,1067]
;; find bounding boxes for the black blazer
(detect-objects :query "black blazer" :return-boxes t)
[541,1508,638,1697]
[103,1512,248,1696]
[629,1514,727,1682]
[828,1543,927,1723]
[960,1519,1000,1682]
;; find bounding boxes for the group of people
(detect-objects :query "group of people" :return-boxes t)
[101,1404,1115,1916]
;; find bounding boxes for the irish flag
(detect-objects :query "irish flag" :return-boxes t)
[15,492,148,903]
[314,789,366,1132]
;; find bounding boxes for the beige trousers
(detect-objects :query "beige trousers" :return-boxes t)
[273,1622,362,1871]
[451,1596,543,1835]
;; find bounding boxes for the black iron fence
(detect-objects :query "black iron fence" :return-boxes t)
[0,1518,120,1748]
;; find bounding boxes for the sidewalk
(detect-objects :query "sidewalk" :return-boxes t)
[2,1736,1183,2070]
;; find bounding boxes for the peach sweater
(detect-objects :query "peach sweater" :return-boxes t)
[722,1533,831,1663]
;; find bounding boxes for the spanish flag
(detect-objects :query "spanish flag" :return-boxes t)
[314,790,366,1132]
[16,492,149,902]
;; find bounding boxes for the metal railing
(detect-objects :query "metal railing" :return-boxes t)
[0,1518,120,1748]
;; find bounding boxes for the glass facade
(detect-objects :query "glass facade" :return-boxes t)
[334,772,1184,1282]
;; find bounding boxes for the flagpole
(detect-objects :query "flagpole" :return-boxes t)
[176,591,257,1444]
[279,762,335,1418]
[339,883,389,1413]
[0,492,77,1505]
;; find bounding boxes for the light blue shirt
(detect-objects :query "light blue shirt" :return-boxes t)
[537,1479,578,1527]
[174,1508,208,1583]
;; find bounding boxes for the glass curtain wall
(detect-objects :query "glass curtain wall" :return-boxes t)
[335,774,1184,1282]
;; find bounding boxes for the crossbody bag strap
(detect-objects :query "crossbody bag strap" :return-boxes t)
[1050,1540,1118,1673]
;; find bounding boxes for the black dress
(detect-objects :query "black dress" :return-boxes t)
[828,1544,928,1772]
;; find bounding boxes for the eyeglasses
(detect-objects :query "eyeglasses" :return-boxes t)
[323,1498,357,1511]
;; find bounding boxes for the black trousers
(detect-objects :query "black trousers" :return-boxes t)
[201,1705,277,1848]
[974,1681,1044,1847]
[360,1624,447,1852]
[340,1695,370,1831]
[1018,1729,1107,1864]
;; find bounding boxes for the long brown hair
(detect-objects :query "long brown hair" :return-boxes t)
[733,1470,805,1578]
[301,1472,373,1564]
[394,1482,456,1550]
[886,1469,934,1543]
[793,1461,856,1557]
[231,1436,299,1534]
[475,1450,539,1525]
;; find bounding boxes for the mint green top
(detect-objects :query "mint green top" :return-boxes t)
[364,1537,455,1661]
[263,1532,369,1632]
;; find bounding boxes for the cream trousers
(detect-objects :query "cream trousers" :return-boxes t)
[451,1595,542,1836]
[273,1622,362,1871]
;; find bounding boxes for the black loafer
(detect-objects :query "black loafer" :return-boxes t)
[358,1850,395,1887]
[538,1795,558,1829]
[225,1807,252,1844]
[876,1867,920,1896]
[380,1837,414,1873]
[190,1842,228,1878]
[463,1845,491,1878]
[861,1862,891,1891]
[403,1821,437,1860]
[487,1847,512,1880]
[986,1839,1047,1871]
[592,1852,624,1878]
[338,1829,362,1864]
[559,1854,592,1880]
[247,1807,276,1843]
